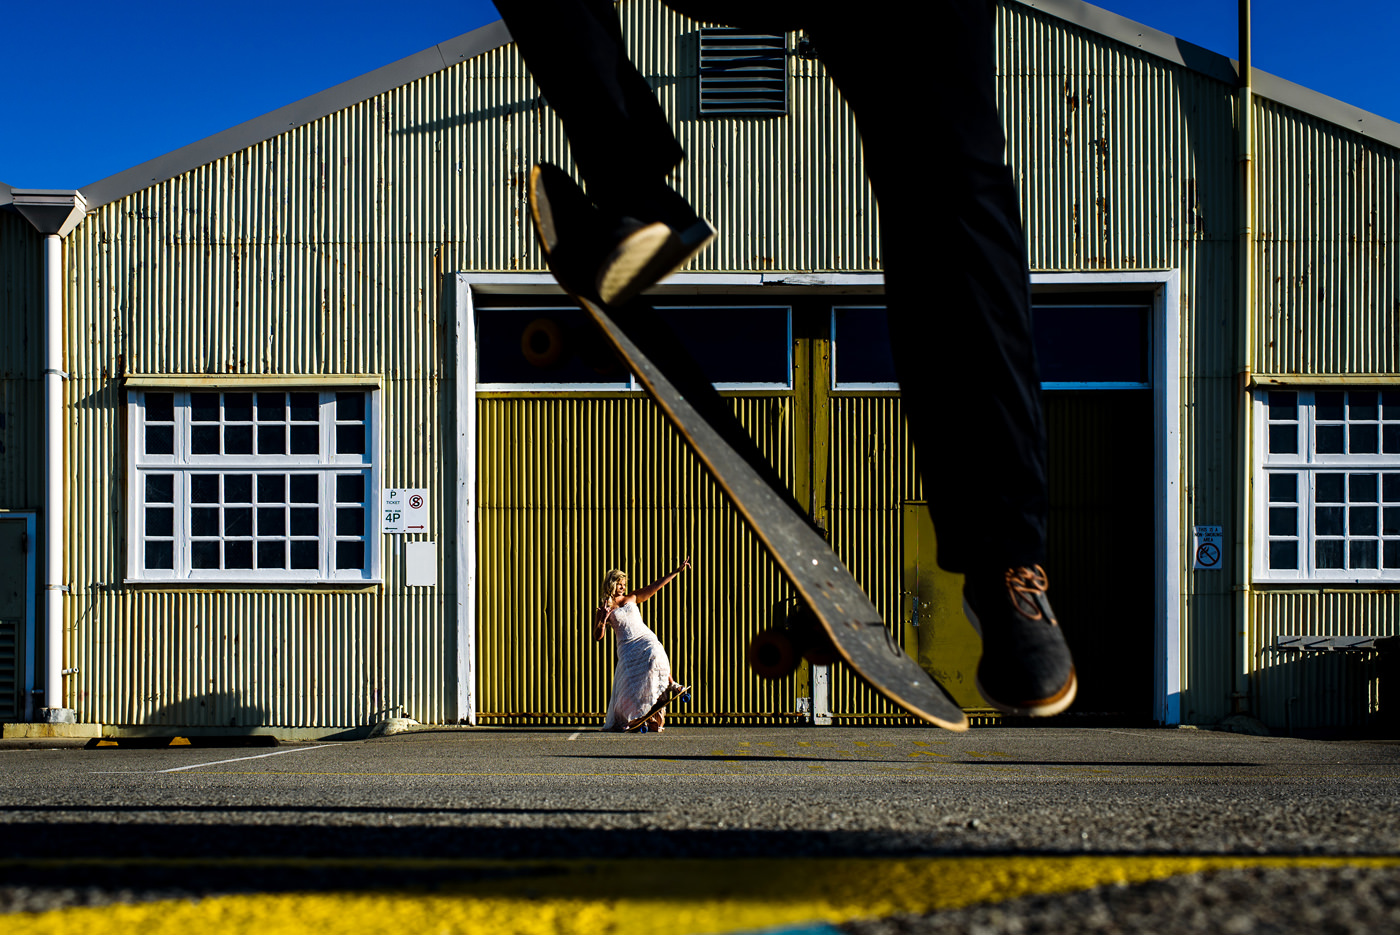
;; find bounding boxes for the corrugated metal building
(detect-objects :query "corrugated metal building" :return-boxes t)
[1,0,1397,736]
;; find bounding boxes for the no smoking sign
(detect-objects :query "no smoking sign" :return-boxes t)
[1193,525,1223,570]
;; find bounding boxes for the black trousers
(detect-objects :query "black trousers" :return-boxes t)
[493,0,1048,573]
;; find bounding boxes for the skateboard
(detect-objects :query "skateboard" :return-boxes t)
[626,684,692,733]
[529,164,969,732]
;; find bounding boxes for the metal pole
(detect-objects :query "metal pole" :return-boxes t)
[1233,0,1256,716]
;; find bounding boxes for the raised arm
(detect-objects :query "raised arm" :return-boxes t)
[629,557,691,604]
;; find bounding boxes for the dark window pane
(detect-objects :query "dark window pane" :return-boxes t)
[1268,424,1297,455]
[1385,391,1400,421]
[336,424,365,455]
[191,507,220,536]
[146,474,174,503]
[145,425,173,455]
[257,541,286,569]
[290,507,318,536]
[225,393,253,422]
[225,475,252,503]
[337,392,365,422]
[1269,473,1297,503]
[1316,539,1345,569]
[1351,474,1379,502]
[1030,301,1150,384]
[1351,506,1379,537]
[1269,507,1297,537]
[289,475,317,503]
[1317,474,1345,503]
[1386,507,1400,536]
[1385,425,1400,454]
[336,541,365,570]
[1316,391,1345,422]
[1351,540,1378,569]
[1350,391,1379,421]
[1386,541,1400,569]
[257,393,285,421]
[146,507,173,538]
[258,474,285,504]
[477,307,627,384]
[224,425,253,455]
[337,474,365,503]
[191,474,219,503]
[658,307,789,385]
[1386,475,1400,503]
[191,425,220,454]
[833,307,896,385]
[145,392,174,423]
[290,540,318,569]
[1315,506,1344,537]
[1269,540,1298,570]
[224,507,252,537]
[289,392,318,421]
[1268,391,1298,422]
[258,425,285,455]
[192,541,220,569]
[145,541,173,570]
[257,507,285,536]
[290,425,319,455]
[225,540,252,569]
[337,507,364,537]
[1316,425,1344,453]
[191,393,219,422]
[1351,424,1379,454]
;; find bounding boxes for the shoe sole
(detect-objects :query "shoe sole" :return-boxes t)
[963,597,1078,717]
[975,668,1078,718]
[598,218,716,306]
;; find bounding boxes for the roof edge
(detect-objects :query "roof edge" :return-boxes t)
[1015,0,1400,151]
[76,0,1400,211]
[0,181,12,207]
[80,19,513,209]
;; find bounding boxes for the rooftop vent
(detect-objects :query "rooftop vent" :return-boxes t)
[698,30,787,116]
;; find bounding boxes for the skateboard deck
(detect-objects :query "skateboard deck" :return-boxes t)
[527,162,967,731]
[626,684,691,733]
[576,294,968,732]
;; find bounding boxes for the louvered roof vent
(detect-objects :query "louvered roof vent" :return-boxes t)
[698,30,787,116]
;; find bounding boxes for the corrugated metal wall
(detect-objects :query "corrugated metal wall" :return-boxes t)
[0,208,43,510]
[998,2,1238,724]
[1245,87,1400,723]
[47,0,1399,728]
[476,394,797,724]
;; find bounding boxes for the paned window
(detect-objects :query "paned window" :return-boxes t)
[477,303,792,390]
[832,306,896,389]
[129,388,379,583]
[1255,388,1400,581]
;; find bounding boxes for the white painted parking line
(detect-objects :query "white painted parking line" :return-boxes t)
[157,744,337,773]
[567,732,581,741]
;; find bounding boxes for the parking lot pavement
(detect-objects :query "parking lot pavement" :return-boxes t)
[3,726,1400,933]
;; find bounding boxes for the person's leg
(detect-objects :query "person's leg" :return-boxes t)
[802,1,1073,715]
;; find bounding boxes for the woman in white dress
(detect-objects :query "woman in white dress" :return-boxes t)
[595,559,691,732]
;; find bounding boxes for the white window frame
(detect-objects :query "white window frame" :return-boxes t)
[1252,386,1400,583]
[126,385,381,585]
[476,302,793,392]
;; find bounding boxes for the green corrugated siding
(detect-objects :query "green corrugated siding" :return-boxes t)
[0,208,43,511]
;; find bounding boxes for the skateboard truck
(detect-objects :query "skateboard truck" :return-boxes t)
[748,598,844,679]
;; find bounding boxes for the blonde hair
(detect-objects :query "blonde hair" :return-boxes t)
[599,568,628,610]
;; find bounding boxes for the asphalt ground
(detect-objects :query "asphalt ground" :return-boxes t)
[3,725,1400,933]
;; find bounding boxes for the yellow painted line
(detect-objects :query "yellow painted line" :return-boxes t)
[6,855,1400,935]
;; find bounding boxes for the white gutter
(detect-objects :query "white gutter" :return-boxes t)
[10,189,87,723]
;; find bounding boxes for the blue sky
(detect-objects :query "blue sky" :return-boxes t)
[2,1,1396,189]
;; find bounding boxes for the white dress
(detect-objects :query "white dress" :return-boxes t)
[601,601,673,731]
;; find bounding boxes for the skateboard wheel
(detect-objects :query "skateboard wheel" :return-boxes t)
[638,725,649,734]
[748,629,800,679]
[789,606,840,665]
[681,692,691,704]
